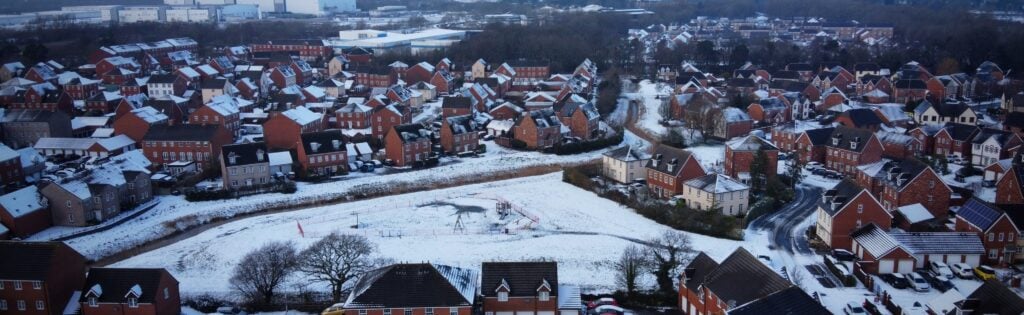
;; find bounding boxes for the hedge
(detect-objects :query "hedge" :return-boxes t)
[550,133,624,155]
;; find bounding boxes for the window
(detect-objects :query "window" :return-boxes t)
[128,298,138,308]
[857,204,863,213]
[88,297,98,307]
[0,300,5,310]
[13,282,21,290]
[32,281,40,289]
[35,300,43,310]
[17,300,25,311]
[856,220,863,228]
[359,311,367,315]
[427,309,434,315]
[989,233,995,241]
[450,308,458,315]
[497,291,509,302]
[164,288,169,300]
[405,309,412,315]
[539,291,550,301]
[385,309,392,315]
[1000,233,1005,242]
[0,280,4,290]
[989,249,998,259]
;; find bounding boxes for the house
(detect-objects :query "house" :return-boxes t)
[263,106,325,150]
[316,78,348,99]
[0,241,87,315]
[681,174,750,216]
[342,264,477,315]
[996,160,1024,204]
[971,129,1022,167]
[0,144,23,186]
[442,96,473,118]
[370,104,409,140]
[84,91,123,114]
[726,286,829,315]
[823,126,883,175]
[951,280,1024,314]
[0,62,24,82]
[933,123,979,158]
[815,179,891,250]
[481,262,560,315]
[892,79,928,103]
[0,186,49,238]
[876,131,921,160]
[489,102,524,121]
[892,230,985,269]
[268,151,293,177]
[199,78,232,104]
[835,108,884,131]
[857,158,951,219]
[270,64,297,89]
[296,130,348,178]
[0,109,73,149]
[79,268,180,315]
[711,107,753,140]
[554,102,600,141]
[33,135,137,159]
[113,106,169,143]
[913,100,977,126]
[645,145,707,199]
[384,123,433,167]
[849,223,918,274]
[512,110,562,150]
[440,115,478,155]
[145,74,186,97]
[678,248,793,315]
[724,135,778,185]
[189,95,242,136]
[336,102,373,129]
[602,146,649,184]
[954,199,1023,265]
[220,142,271,189]
[746,97,789,125]
[141,124,232,170]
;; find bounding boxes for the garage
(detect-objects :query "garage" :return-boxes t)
[496,311,514,315]
[966,255,981,266]
[538,311,554,315]
[878,259,894,274]
[516,311,534,315]
[897,260,914,273]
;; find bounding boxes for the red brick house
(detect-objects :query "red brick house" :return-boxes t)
[60,76,100,101]
[815,179,891,250]
[296,130,348,177]
[384,123,433,167]
[263,106,325,150]
[84,92,123,114]
[79,268,180,315]
[189,98,241,136]
[269,64,297,89]
[645,145,707,199]
[850,224,918,274]
[488,102,523,121]
[877,132,922,160]
[250,39,331,62]
[857,158,952,219]
[954,199,1024,265]
[9,84,74,113]
[481,262,559,315]
[405,62,435,85]
[141,124,232,170]
[0,186,49,239]
[441,115,478,155]
[746,97,789,125]
[823,127,883,174]
[724,135,778,185]
[442,96,473,118]
[0,144,23,186]
[512,110,562,150]
[679,248,793,315]
[893,79,928,103]
[371,105,409,141]
[554,102,600,141]
[996,163,1024,204]
[934,123,980,158]
[341,264,476,315]
[336,102,373,129]
[835,108,884,132]
[0,241,87,315]
[908,125,942,156]
[430,70,456,95]
[113,107,169,143]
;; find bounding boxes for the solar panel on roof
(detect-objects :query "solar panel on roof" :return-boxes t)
[959,200,1001,230]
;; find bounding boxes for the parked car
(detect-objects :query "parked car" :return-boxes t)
[921,271,955,292]
[950,263,974,279]
[321,303,344,315]
[844,301,867,315]
[929,261,955,280]
[974,265,997,280]
[906,272,931,292]
[832,249,856,261]
[880,273,909,289]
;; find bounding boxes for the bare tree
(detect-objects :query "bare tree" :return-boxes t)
[230,241,298,305]
[297,233,379,302]
[648,231,693,294]
[615,244,648,296]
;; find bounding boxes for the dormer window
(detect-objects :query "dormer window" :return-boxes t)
[498,291,509,302]
[88,297,98,307]
[127,298,138,308]
[538,291,550,301]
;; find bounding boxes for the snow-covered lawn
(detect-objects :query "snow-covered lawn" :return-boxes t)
[32,142,612,261]
[627,80,671,138]
[113,172,745,296]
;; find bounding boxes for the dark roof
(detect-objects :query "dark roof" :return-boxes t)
[854,63,881,71]
[941,123,981,141]
[1005,112,1024,129]
[728,286,829,315]
[0,241,82,280]
[146,74,179,84]
[345,264,475,308]
[682,252,719,290]
[877,158,931,190]
[772,70,800,80]
[732,69,756,78]
[820,179,867,216]
[222,142,268,166]
[445,115,476,135]
[769,80,809,93]
[786,63,814,72]
[701,248,792,307]
[301,130,346,155]
[996,203,1024,231]
[80,268,173,303]
[893,79,927,90]
[442,96,472,109]
[481,262,558,297]
[824,126,875,152]
[958,280,1024,314]
[200,78,227,89]
[802,127,836,145]
[838,108,883,128]
[392,123,432,143]
[727,78,756,88]
[143,124,222,141]
[645,144,696,177]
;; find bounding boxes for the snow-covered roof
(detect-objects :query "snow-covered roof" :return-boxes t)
[108,150,152,173]
[35,138,94,151]
[557,285,582,310]
[268,151,292,167]
[851,224,902,258]
[88,164,127,186]
[72,116,112,130]
[487,119,515,132]
[721,107,751,122]
[132,106,169,124]
[60,181,93,200]
[896,203,934,224]
[684,174,749,194]
[0,143,18,161]
[726,135,777,151]
[18,148,43,168]
[91,128,115,138]
[282,106,321,126]
[96,135,136,151]
[355,142,371,155]
[0,186,45,218]
[855,159,891,178]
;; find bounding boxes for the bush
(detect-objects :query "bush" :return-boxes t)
[185,189,231,202]
[562,164,601,191]
[476,143,487,153]
[510,139,528,150]
[551,132,624,155]
[744,196,777,226]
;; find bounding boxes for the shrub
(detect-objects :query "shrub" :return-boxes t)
[551,133,624,155]
[510,139,528,149]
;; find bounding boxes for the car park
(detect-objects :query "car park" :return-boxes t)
[906,272,930,292]
[880,273,909,289]
[844,301,867,315]
[832,249,856,261]
[950,263,974,279]
[921,271,954,292]
[974,265,997,280]
[929,261,955,280]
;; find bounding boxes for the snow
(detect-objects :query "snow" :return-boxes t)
[282,106,321,125]
[896,204,934,224]
[268,151,292,167]
[133,107,169,124]
[685,145,724,171]
[110,173,744,295]
[97,135,136,151]
[629,80,671,137]
[0,143,17,161]
[0,186,44,218]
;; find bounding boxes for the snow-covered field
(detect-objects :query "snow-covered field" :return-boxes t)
[628,80,671,137]
[113,173,746,296]
[31,142,610,261]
